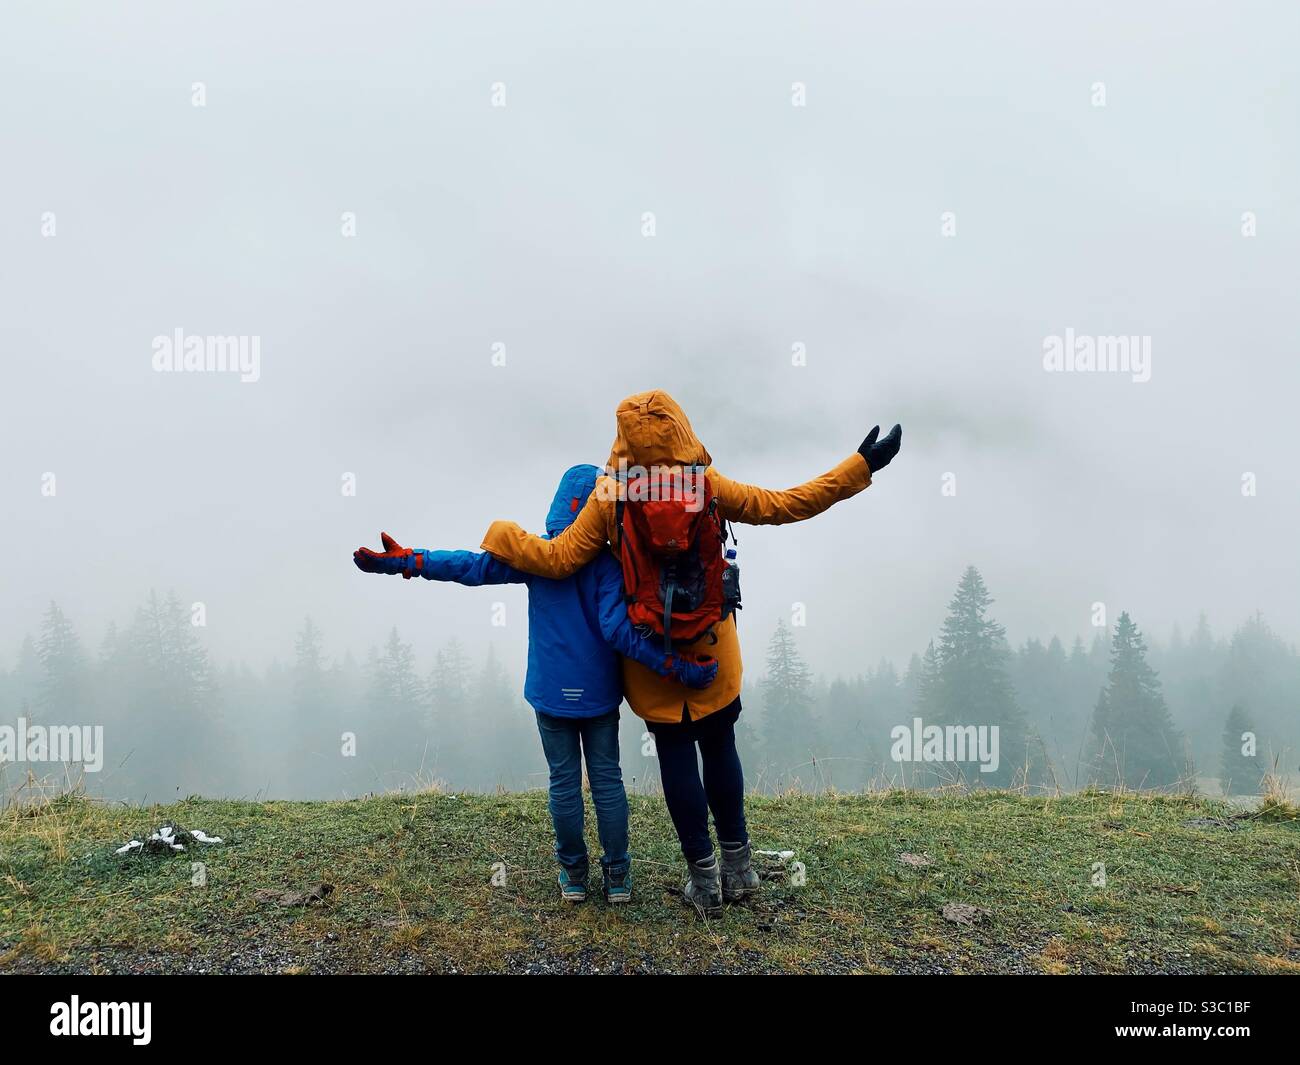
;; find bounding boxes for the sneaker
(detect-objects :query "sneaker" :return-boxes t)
[602,865,632,905]
[558,865,588,904]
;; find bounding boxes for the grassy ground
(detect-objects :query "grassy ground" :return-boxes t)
[1,789,1297,974]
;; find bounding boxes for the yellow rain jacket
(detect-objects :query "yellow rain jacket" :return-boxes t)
[481,391,872,724]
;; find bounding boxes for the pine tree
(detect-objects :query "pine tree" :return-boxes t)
[1063,635,1107,782]
[364,627,427,788]
[863,660,905,783]
[326,649,366,795]
[36,601,85,718]
[904,641,944,786]
[929,567,1048,788]
[106,590,226,799]
[1219,704,1264,796]
[293,618,327,707]
[1217,613,1297,766]
[1011,635,1073,774]
[1086,612,1189,789]
[472,646,534,790]
[290,617,336,796]
[1190,613,1215,655]
[89,621,130,786]
[11,635,42,714]
[1068,636,1088,671]
[914,641,942,720]
[426,638,472,787]
[167,593,217,714]
[759,620,822,790]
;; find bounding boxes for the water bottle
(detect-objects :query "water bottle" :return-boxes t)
[722,547,742,620]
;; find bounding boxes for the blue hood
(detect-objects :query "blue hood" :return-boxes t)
[545,464,600,537]
[415,459,662,718]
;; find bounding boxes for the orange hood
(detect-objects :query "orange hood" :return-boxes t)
[605,391,712,471]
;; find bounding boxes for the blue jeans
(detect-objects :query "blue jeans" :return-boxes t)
[535,709,630,876]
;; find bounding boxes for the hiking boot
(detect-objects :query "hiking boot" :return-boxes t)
[558,864,588,904]
[720,840,761,902]
[682,853,723,917]
[601,864,632,905]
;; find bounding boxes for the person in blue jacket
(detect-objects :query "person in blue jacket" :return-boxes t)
[353,464,718,905]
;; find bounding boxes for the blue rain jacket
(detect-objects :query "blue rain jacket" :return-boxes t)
[415,464,666,717]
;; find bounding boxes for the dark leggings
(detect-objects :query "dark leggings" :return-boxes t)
[647,697,748,862]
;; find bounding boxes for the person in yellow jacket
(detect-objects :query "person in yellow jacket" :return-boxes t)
[481,391,902,916]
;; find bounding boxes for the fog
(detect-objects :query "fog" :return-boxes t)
[1,3,1296,799]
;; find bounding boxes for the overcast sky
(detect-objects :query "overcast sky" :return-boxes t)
[2,1,1297,681]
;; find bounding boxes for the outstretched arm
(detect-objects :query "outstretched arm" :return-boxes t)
[711,455,870,525]
[480,485,609,579]
[416,549,528,586]
[711,424,900,525]
[354,533,527,584]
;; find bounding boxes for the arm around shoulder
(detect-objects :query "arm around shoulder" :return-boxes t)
[480,488,610,578]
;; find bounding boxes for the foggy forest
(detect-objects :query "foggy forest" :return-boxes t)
[6,564,1294,804]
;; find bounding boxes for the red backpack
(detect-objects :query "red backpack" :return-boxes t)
[614,466,736,652]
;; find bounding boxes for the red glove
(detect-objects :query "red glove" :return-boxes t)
[353,532,423,578]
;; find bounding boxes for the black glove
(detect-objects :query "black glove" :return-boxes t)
[858,424,902,473]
